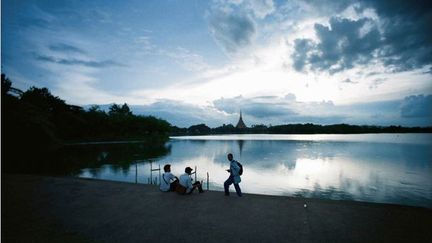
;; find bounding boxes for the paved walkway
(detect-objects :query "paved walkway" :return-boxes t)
[2,174,431,242]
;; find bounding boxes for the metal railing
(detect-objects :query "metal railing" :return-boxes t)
[136,161,210,191]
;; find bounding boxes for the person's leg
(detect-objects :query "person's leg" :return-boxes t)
[187,186,197,194]
[224,176,234,196]
[234,183,242,197]
[193,181,204,193]
[170,180,179,191]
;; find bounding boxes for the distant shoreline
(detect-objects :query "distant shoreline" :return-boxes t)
[61,133,432,145]
[171,123,432,136]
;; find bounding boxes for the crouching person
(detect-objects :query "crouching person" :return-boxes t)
[177,167,204,194]
[160,164,179,192]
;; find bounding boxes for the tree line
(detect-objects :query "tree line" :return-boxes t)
[171,122,431,136]
[2,74,171,173]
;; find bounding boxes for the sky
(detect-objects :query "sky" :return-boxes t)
[2,0,432,127]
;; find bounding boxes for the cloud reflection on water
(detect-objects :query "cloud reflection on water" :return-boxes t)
[79,134,432,208]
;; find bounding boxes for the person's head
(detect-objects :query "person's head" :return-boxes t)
[185,167,193,175]
[163,164,171,172]
[227,153,233,161]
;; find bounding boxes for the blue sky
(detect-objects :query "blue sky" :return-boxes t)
[2,0,432,127]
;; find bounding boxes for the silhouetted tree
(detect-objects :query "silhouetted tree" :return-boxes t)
[1,73,12,95]
[1,75,172,173]
[109,103,132,116]
[188,124,211,134]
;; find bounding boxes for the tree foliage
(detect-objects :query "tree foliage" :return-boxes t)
[1,74,171,173]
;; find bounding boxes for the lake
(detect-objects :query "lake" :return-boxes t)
[76,134,432,208]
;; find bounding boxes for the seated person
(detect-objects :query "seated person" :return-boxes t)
[178,167,204,194]
[160,164,179,192]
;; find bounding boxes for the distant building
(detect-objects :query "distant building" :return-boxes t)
[236,110,247,129]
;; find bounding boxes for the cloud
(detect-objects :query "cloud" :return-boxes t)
[49,43,86,54]
[132,35,209,72]
[292,17,381,73]
[400,95,432,118]
[213,0,274,19]
[211,94,431,126]
[341,78,358,84]
[213,95,297,118]
[35,54,124,68]
[247,0,275,19]
[371,2,432,72]
[207,0,273,53]
[292,1,432,74]
[212,95,348,125]
[304,0,355,15]
[53,72,122,105]
[208,11,256,53]
[368,78,386,89]
[291,39,315,72]
[130,100,231,128]
[159,47,210,72]
[134,36,155,51]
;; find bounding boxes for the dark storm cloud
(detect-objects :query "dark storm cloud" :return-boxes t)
[208,12,256,53]
[400,95,432,118]
[35,54,124,68]
[292,0,432,73]
[362,0,432,72]
[292,17,381,73]
[292,39,314,72]
[49,43,86,54]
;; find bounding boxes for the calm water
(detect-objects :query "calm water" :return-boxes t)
[77,134,432,208]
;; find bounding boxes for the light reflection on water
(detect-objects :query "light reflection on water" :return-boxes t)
[78,134,432,208]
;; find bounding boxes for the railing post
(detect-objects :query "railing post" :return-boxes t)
[207,172,209,191]
[149,161,161,185]
[135,162,138,184]
[150,162,153,184]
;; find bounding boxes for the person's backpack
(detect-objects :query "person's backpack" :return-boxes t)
[236,161,243,175]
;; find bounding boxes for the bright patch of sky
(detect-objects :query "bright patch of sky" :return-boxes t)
[2,0,432,127]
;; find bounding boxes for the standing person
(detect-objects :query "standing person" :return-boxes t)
[178,167,204,194]
[160,164,179,192]
[224,153,242,197]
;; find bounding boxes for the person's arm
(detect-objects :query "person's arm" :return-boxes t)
[169,173,176,181]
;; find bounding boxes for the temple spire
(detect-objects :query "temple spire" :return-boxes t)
[236,110,247,129]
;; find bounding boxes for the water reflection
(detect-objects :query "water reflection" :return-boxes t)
[56,141,170,175]
[77,134,432,208]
